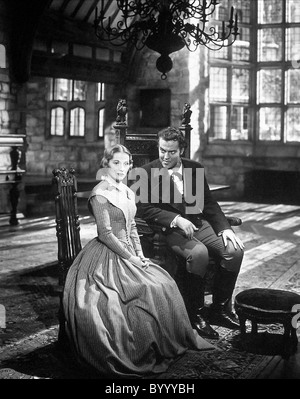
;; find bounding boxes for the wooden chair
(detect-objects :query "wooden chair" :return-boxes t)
[52,167,82,347]
[51,167,242,348]
[114,99,242,296]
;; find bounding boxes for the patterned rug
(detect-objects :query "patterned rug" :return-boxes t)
[0,263,297,379]
[0,323,291,380]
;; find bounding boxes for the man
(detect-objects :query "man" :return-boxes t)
[136,127,244,339]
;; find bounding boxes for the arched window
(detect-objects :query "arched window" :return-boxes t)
[48,78,106,139]
[50,107,64,136]
[98,108,105,138]
[70,107,85,137]
[0,44,6,68]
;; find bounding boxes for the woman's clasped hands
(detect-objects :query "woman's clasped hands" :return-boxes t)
[128,253,150,269]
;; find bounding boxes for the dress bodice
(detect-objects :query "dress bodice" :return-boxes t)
[101,196,136,243]
[88,179,141,259]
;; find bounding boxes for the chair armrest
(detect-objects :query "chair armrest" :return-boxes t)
[135,217,156,236]
[226,216,242,226]
[136,215,242,237]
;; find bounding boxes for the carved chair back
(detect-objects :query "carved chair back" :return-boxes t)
[52,167,82,286]
[52,167,82,346]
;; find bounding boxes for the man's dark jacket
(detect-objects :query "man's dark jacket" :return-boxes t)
[136,158,231,235]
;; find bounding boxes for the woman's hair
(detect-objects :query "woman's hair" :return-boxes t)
[100,144,133,169]
[157,126,187,151]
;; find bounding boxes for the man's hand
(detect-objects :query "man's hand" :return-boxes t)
[176,216,198,240]
[220,229,244,250]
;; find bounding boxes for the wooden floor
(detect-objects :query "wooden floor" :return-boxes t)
[0,200,300,379]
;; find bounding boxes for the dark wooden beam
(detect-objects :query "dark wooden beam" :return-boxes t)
[71,0,86,19]
[83,0,102,24]
[36,10,129,52]
[31,52,128,84]
[8,0,52,83]
[59,0,72,14]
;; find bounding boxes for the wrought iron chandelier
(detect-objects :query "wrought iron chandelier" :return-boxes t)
[94,0,239,79]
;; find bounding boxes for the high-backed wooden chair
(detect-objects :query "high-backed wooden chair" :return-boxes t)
[52,167,82,346]
[113,99,242,295]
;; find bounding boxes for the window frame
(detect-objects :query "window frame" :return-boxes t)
[47,78,106,140]
[256,0,300,144]
[208,0,300,145]
[208,0,255,143]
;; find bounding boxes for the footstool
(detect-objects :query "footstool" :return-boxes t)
[234,288,300,358]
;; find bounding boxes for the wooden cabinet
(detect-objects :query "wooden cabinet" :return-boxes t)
[0,134,26,225]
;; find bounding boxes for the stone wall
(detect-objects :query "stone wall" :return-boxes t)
[126,45,207,162]
[23,78,125,178]
[0,2,26,214]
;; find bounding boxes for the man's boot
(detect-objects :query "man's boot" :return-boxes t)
[208,266,240,329]
[175,264,219,339]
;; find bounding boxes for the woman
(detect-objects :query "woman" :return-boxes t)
[63,144,214,378]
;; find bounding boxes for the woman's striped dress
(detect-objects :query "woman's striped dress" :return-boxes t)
[63,181,213,378]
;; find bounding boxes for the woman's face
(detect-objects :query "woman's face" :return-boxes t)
[107,152,131,183]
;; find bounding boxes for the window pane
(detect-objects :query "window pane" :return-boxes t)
[287,0,300,23]
[232,0,251,24]
[209,46,228,60]
[211,106,228,140]
[0,44,6,68]
[210,68,227,101]
[232,68,250,102]
[286,28,300,62]
[259,107,281,140]
[97,83,105,101]
[258,69,282,103]
[214,1,251,25]
[215,2,229,20]
[258,0,283,24]
[98,108,104,138]
[231,106,249,140]
[70,108,85,137]
[232,28,251,61]
[73,80,87,101]
[52,78,71,101]
[286,108,300,142]
[286,70,300,103]
[50,107,64,136]
[258,28,282,62]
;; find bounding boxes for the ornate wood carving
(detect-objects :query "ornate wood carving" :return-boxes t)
[0,134,26,225]
[52,167,82,286]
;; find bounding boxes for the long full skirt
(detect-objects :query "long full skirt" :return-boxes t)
[63,237,214,378]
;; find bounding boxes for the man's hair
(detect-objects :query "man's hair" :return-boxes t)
[157,127,187,151]
[100,144,133,168]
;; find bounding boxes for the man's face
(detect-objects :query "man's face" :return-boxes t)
[158,138,183,169]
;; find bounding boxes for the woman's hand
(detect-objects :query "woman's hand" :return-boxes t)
[128,255,148,269]
[136,252,150,268]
